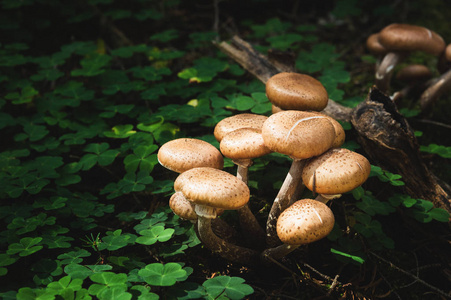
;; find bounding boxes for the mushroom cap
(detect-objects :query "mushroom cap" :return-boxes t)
[378,23,445,56]
[214,113,268,142]
[366,33,387,55]
[220,128,272,161]
[169,192,198,220]
[266,72,329,111]
[158,138,224,173]
[395,64,432,82]
[262,110,336,160]
[277,199,335,245]
[310,112,345,148]
[174,167,250,210]
[446,43,451,62]
[302,148,371,195]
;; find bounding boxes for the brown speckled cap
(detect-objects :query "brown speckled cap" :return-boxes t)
[214,113,268,142]
[265,72,328,111]
[378,23,445,56]
[262,110,335,160]
[169,192,198,220]
[277,199,335,245]
[174,167,250,210]
[220,128,272,161]
[310,112,345,148]
[158,138,224,173]
[302,148,371,195]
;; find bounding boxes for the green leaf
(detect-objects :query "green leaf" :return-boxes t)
[71,53,112,76]
[104,124,136,138]
[330,248,365,264]
[118,171,153,193]
[64,264,112,280]
[138,263,188,286]
[58,249,91,265]
[7,237,43,256]
[150,29,179,42]
[5,86,39,104]
[88,272,128,297]
[203,276,254,299]
[428,208,450,222]
[123,145,158,173]
[46,275,83,295]
[420,144,451,158]
[136,226,175,245]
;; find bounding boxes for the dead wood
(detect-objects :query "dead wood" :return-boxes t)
[214,35,451,215]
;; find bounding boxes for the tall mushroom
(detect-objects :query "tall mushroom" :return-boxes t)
[302,148,371,203]
[219,127,271,248]
[262,199,335,261]
[262,110,336,246]
[174,167,259,264]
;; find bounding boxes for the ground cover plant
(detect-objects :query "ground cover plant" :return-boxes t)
[0,0,450,299]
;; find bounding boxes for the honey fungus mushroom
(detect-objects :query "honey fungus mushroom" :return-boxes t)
[302,148,371,203]
[158,138,223,173]
[369,24,445,93]
[174,167,259,264]
[262,110,336,246]
[262,199,335,261]
[266,72,329,111]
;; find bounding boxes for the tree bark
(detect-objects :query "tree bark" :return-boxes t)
[214,35,451,216]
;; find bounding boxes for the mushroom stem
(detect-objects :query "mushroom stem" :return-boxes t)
[235,161,267,249]
[196,216,260,265]
[375,52,405,93]
[314,194,342,204]
[261,244,301,261]
[266,159,306,247]
[419,68,451,111]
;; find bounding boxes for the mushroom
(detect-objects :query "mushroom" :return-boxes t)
[174,167,259,264]
[302,148,371,203]
[262,199,335,261]
[265,72,329,111]
[419,43,451,111]
[158,138,224,173]
[370,23,445,93]
[261,110,336,246]
[219,127,271,248]
[392,64,432,102]
[214,113,268,142]
[169,191,236,243]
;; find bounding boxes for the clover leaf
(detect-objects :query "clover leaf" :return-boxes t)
[138,263,188,286]
[136,226,175,245]
[88,272,128,297]
[123,145,158,173]
[202,276,254,300]
[64,264,112,280]
[7,237,43,256]
[117,171,153,193]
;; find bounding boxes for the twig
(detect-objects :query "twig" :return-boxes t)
[369,251,451,299]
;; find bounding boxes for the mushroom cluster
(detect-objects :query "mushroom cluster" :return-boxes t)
[366,23,451,111]
[157,71,371,265]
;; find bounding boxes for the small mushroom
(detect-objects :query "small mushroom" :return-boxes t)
[392,64,432,102]
[174,167,259,264]
[302,148,371,203]
[262,199,335,261]
[158,138,224,173]
[262,110,336,246]
[265,72,329,111]
[370,23,445,93]
[169,191,236,243]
